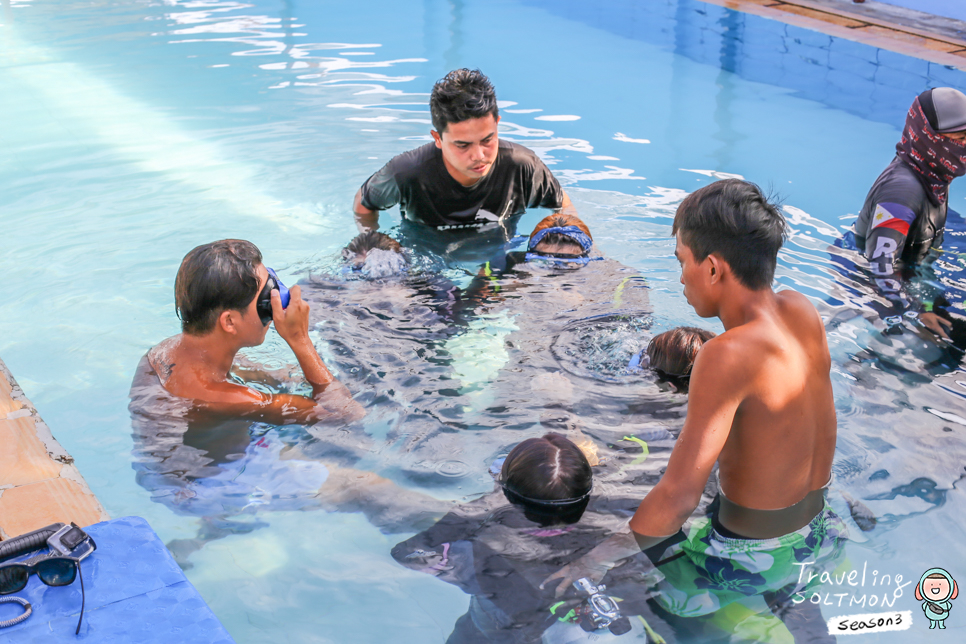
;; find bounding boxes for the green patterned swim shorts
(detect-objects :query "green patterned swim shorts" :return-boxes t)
[655,500,849,618]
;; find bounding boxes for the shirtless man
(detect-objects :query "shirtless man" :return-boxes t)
[133,241,450,563]
[545,180,846,632]
[146,238,362,423]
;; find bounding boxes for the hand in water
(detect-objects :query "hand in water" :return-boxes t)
[920,312,953,340]
[272,285,311,346]
[540,554,611,599]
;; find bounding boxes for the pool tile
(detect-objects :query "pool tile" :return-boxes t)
[828,33,882,64]
[784,22,837,49]
[0,416,63,487]
[827,69,875,100]
[828,51,878,81]
[928,62,966,89]
[873,64,929,91]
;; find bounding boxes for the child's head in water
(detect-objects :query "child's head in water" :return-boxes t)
[342,231,408,277]
[646,326,716,384]
[501,433,593,526]
[528,214,594,258]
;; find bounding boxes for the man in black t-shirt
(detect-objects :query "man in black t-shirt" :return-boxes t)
[352,68,575,235]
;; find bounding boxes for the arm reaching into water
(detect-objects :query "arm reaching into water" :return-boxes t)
[557,190,577,218]
[353,187,380,232]
[628,339,740,535]
[247,286,363,424]
[857,207,959,340]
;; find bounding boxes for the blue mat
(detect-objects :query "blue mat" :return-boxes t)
[0,516,234,643]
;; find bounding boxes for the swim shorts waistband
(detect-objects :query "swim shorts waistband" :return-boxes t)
[715,474,830,540]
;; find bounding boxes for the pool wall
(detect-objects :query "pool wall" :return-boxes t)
[525,0,966,127]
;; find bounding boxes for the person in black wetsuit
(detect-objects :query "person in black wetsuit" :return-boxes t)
[392,433,672,644]
[851,87,966,340]
[351,69,576,263]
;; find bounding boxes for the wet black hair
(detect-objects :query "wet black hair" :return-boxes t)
[430,68,499,133]
[175,239,262,335]
[501,433,592,525]
[342,231,404,260]
[672,179,787,290]
[646,326,717,378]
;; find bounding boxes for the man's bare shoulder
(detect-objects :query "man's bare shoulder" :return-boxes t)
[148,336,265,406]
[690,331,754,388]
[147,336,180,384]
[776,289,823,324]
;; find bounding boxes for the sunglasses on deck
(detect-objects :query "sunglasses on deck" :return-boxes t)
[0,555,84,594]
[0,528,96,634]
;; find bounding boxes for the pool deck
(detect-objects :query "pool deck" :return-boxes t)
[0,357,108,540]
[699,0,966,69]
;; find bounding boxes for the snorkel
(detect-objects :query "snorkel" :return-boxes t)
[255,267,290,325]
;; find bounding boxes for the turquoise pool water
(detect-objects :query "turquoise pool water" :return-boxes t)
[3,0,966,641]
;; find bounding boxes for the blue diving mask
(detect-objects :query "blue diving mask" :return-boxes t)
[526,225,602,265]
[256,267,290,325]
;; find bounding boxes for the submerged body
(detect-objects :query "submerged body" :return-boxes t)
[129,354,448,563]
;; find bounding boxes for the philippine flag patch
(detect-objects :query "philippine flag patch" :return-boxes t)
[870,202,915,236]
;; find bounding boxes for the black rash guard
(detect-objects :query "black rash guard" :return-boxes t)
[855,156,947,265]
[852,157,949,319]
[359,140,564,229]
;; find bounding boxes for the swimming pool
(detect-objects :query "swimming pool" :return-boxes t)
[3,0,966,641]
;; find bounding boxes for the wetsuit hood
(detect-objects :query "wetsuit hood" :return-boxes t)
[922,87,966,134]
[916,567,958,603]
[896,96,966,206]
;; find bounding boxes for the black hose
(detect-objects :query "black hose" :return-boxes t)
[0,523,65,563]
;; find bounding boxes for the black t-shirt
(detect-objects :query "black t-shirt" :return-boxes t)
[360,140,564,228]
[855,156,947,263]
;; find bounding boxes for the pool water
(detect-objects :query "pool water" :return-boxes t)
[3,0,966,641]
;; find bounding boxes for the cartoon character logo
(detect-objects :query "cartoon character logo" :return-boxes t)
[916,568,958,629]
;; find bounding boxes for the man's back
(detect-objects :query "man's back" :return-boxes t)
[711,289,835,510]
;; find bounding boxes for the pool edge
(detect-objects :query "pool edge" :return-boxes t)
[0,356,110,540]
[697,0,966,70]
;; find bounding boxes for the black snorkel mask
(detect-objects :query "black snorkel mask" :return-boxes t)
[255,267,290,326]
[501,482,592,525]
